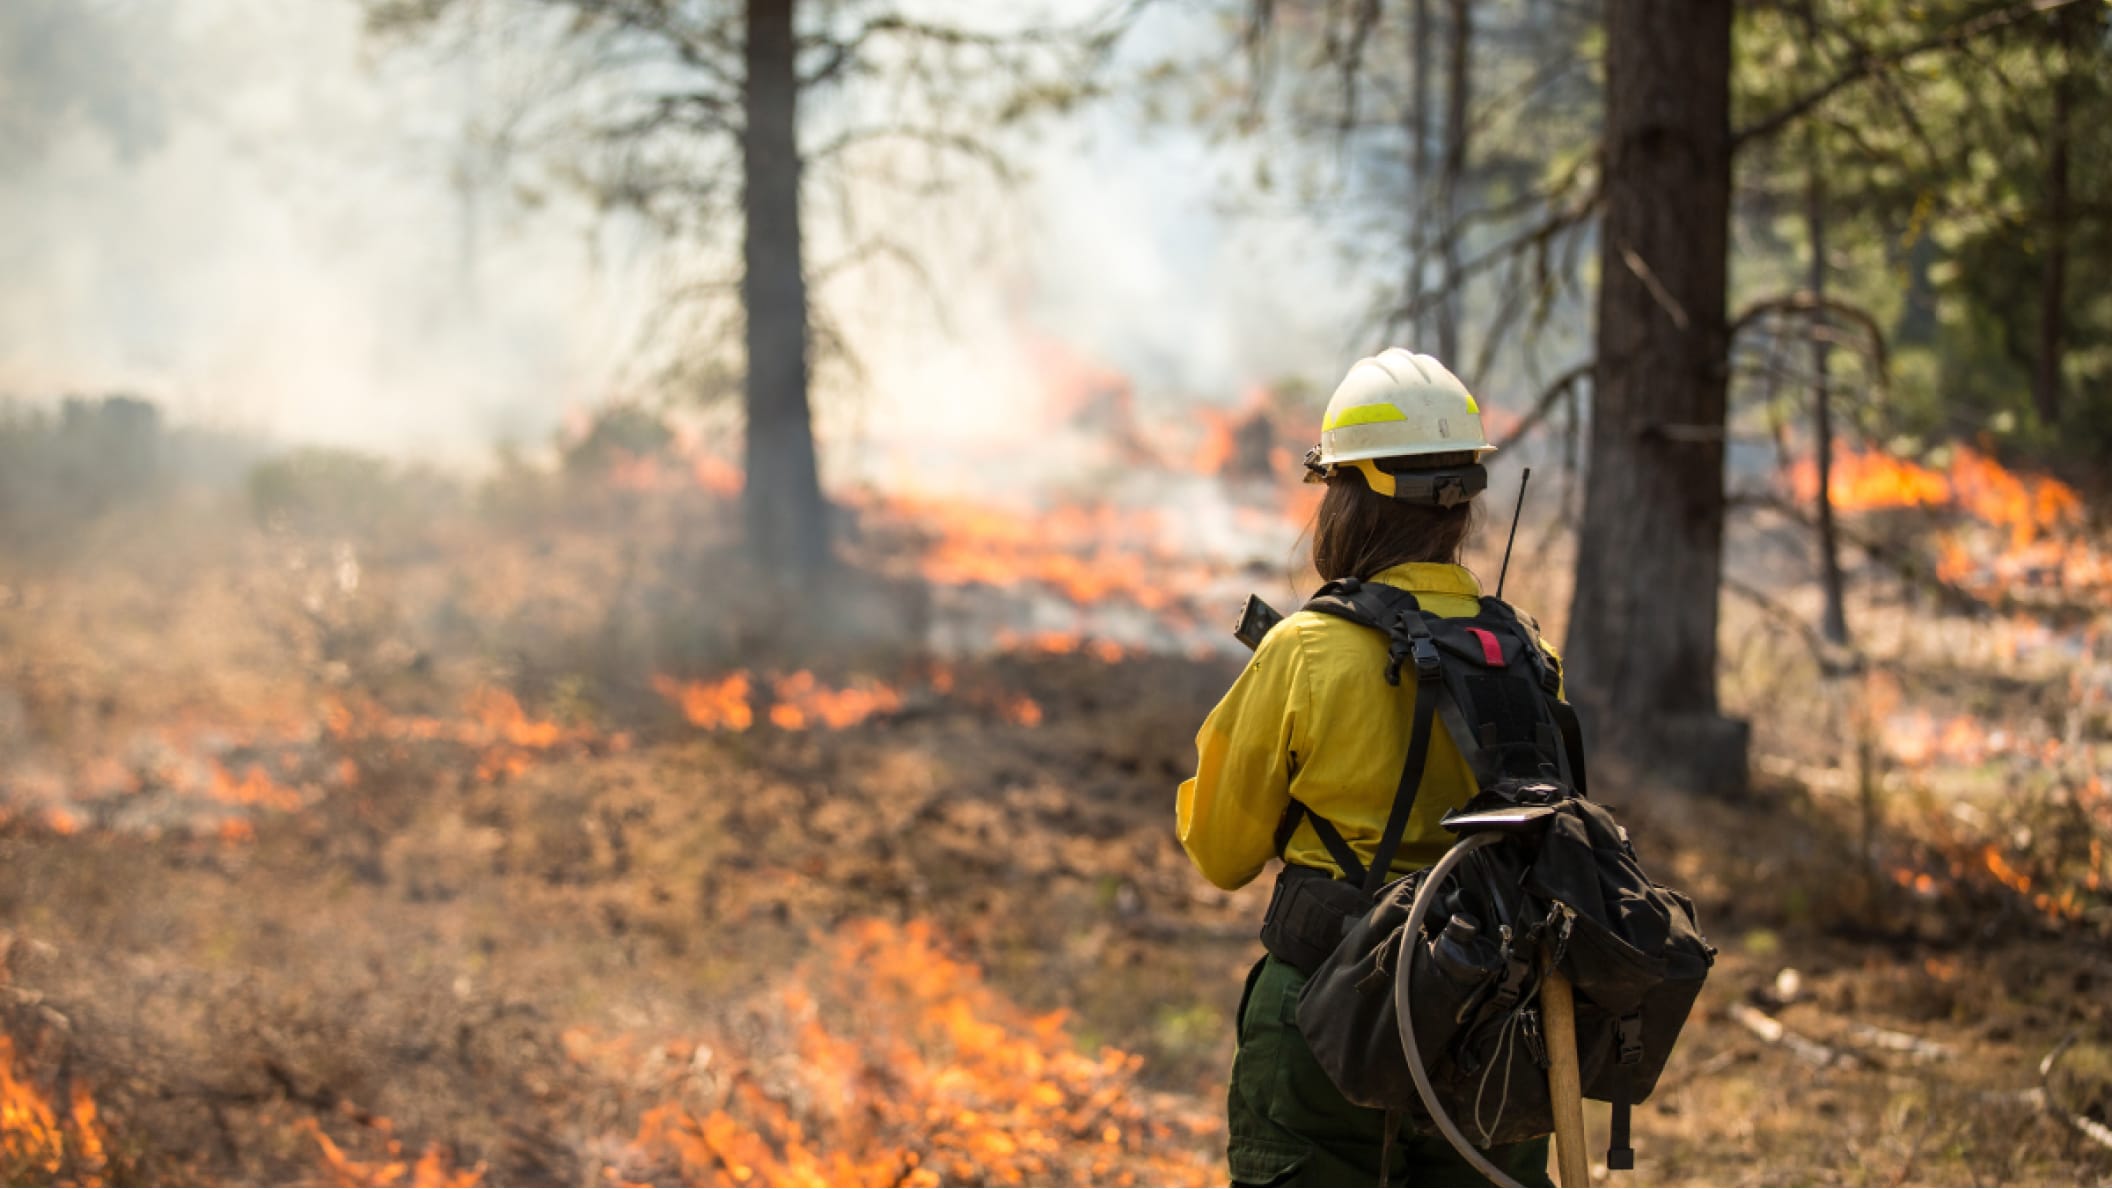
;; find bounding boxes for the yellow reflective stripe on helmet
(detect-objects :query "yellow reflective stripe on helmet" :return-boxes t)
[1322,402,1409,431]
[1461,393,1480,413]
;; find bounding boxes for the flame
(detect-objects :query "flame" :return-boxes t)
[1790,443,2104,599]
[616,919,1216,1187]
[652,673,755,732]
[653,671,908,733]
[869,492,1188,611]
[691,455,743,497]
[208,760,304,812]
[998,694,1044,728]
[591,434,744,499]
[300,1115,484,1188]
[0,1035,109,1186]
[1189,410,1236,476]
[325,687,604,783]
[994,630,1128,663]
[767,672,904,731]
[1791,448,1951,512]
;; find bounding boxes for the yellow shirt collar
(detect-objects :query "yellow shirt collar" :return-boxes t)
[1368,562,1483,600]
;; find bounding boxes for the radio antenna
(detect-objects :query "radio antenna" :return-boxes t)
[1495,467,1531,600]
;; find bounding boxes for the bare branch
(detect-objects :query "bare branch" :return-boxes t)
[1493,361,1591,452]
[1731,291,1891,385]
[1389,182,1601,329]
[805,125,1016,187]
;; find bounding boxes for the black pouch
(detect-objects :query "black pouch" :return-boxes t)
[1297,788,1716,1156]
[1296,844,1558,1149]
[1259,864,1372,974]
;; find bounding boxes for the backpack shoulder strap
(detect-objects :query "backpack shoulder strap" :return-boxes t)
[1285,579,1448,894]
[1303,578,1436,688]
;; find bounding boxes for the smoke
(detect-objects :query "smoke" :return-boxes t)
[0,0,1372,471]
[0,0,656,461]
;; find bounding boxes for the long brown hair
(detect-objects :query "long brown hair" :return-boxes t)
[1312,455,1481,581]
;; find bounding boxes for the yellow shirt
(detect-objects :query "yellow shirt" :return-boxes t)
[1176,562,1560,891]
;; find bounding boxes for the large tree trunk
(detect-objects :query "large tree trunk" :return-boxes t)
[742,0,830,579]
[1564,0,1746,795]
[1435,0,1469,363]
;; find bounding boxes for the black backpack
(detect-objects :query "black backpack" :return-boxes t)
[1255,578,1714,1170]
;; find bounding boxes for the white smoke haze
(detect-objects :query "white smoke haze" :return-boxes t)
[0,0,1378,477]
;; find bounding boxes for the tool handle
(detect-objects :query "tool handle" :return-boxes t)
[1539,949,1593,1188]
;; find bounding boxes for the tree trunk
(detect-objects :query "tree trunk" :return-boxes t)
[1406,0,1430,343]
[1564,0,1746,795]
[1808,129,1849,647]
[1435,0,1470,363]
[742,0,830,578]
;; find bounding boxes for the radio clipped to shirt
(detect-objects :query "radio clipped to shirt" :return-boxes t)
[1232,594,1285,651]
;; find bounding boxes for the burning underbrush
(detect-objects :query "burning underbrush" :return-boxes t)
[1,915,1218,1187]
[1736,438,2111,939]
[2,395,2108,1186]
[1788,440,2109,604]
[604,919,1217,1187]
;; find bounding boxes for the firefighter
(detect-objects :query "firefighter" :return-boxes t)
[1177,349,1554,1187]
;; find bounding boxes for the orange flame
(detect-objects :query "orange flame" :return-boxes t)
[300,1115,484,1188]
[1790,448,1950,512]
[653,671,909,733]
[0,1035,110,1186]
[208,760,305,812]
[864,492,1190,612]
[652,673,755,732]
[691,455,744,497]
[994,630,1128,663]
[767,672,903,731]
[1190,410,1237,476]
[325,687,604,784]
[617,919,1216,1187]
[998,695,1045,728]
[1791,443,2103,598]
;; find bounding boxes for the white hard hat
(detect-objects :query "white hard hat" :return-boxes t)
[1309,348,1496,472]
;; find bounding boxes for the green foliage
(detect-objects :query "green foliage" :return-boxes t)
[1732,0,2112,470]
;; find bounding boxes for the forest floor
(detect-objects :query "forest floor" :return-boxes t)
[2,472,2108,1187]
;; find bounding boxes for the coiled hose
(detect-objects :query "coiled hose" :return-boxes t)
[1392,830,1527,1189]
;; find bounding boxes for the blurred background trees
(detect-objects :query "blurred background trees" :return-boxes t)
[367,0,1115,581]
[1222,0,2106,790]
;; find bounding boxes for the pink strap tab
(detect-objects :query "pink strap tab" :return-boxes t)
[1466,627,1505,667]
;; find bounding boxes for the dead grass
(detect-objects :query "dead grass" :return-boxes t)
[0,466,2106,1186]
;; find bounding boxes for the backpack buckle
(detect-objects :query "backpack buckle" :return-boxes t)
[1411,634,1442,683]
[1615,1012,1645,1065]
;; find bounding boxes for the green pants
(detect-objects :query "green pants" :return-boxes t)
[1227,955,1552,1187]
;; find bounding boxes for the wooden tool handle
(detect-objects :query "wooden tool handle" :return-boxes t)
[1539,949,1593,1188]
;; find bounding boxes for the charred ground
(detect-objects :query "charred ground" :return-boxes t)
[1,409,2108,1186]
